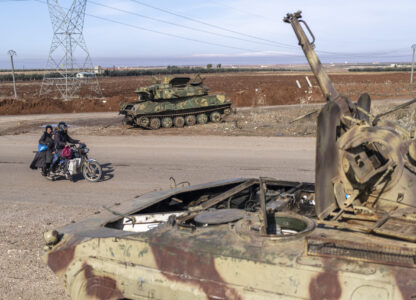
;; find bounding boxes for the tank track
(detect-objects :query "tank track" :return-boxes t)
[124,104,232,129]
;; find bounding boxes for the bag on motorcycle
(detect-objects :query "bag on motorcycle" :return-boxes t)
[38,144,48,152]
[61,145,72,159]
[68,158,81,175]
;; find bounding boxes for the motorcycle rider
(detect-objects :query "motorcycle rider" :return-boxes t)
[51,122,81,177]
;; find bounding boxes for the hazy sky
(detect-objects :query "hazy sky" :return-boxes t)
[0,0,415,67]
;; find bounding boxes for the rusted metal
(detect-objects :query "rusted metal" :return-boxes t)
[194,209,245,225]
[83,263,123,300]
[259,177,268,235]
[284,11,338,102]
[315,102,341,219]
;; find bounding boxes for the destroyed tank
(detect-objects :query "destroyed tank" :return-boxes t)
[119,76,232,129]
[42,12,416,299]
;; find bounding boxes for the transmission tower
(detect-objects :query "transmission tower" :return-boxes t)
[40,0,102,99]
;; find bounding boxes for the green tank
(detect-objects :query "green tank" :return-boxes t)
[119,76,232,129]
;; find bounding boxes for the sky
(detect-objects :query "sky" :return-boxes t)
[0,0,415,68]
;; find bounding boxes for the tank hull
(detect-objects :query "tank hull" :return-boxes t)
[42,178,416,300]
[120,94,232,129]
[120,95,231,129]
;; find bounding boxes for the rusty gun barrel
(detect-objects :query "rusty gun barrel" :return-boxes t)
[284,11,339,102]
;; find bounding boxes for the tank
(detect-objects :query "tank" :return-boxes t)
[42,11,416,300]
[119,76,232,129]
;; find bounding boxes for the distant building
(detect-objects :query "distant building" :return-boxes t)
[94,65,103,74]
[76,72,94,78]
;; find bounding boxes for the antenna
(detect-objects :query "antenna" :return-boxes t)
[40,0,102,99]
[7,50,17,99]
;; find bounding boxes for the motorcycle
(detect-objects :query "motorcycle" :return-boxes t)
[49,143,102,182]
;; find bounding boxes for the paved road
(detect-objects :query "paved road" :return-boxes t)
[0,134,315,208]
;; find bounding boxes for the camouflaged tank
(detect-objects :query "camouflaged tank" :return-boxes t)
[119,76,232,129]
[42,12,416,300]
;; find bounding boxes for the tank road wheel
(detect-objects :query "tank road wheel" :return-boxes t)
[161,117,173,128]
[150,117,161,130]
[197,113,208,125]
[173,116,185,128]
[137,117,150,128]
[210,111,221,123]
[185,115,196,126]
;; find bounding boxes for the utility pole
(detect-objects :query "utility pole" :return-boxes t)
[7,50,17,99]
[411,44,416,84]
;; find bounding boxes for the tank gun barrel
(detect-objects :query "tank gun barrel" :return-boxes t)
[284,11,339,102]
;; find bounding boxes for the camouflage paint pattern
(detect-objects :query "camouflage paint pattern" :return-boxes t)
[42,178,416,300]
[129,94,228,116]
[119,76,232,128]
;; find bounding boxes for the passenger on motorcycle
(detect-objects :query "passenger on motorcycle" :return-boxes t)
[30,125,55,176]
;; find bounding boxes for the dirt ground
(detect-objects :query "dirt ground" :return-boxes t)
[0,71,416,115]
[1,100,415,138]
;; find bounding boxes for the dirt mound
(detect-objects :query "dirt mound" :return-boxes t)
[0,96,125,115]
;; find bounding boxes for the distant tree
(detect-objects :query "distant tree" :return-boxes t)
[217,63,222,69]
[206,64,213,69]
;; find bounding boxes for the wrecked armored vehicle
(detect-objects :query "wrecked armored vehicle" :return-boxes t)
[42,11,416,299]
[119,76,232,129]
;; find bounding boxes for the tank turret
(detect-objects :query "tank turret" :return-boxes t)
[285,11,416,239]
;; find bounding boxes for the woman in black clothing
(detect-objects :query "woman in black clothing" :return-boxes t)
[30,125,55,176]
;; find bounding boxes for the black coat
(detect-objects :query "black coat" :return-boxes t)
[30,132,54,169]
[39,132,54,163]
[54,131,79,152]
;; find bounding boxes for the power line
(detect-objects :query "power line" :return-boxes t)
[86,14,264,53]
[209,0,274,21]
[127,0,298,50]
[31,0,264,53]
[88,0,296,50]
[2,0,411,62]
[124,0,411,60]
[31,0,305,56]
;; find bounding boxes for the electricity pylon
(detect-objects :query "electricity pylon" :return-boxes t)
[40,0,102,99]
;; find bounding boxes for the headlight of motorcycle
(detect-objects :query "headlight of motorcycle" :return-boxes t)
[83,148,89,154]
